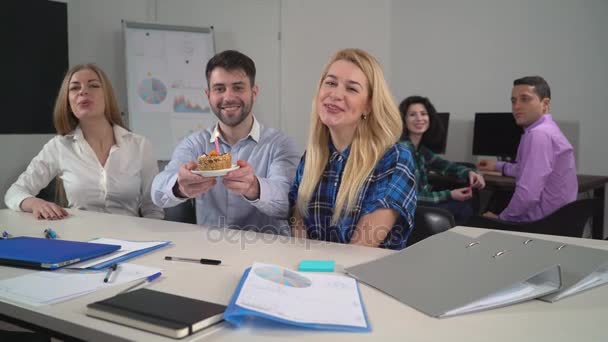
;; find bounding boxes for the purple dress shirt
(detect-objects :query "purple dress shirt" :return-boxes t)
[495,114,577,222]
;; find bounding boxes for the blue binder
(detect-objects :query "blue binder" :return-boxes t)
[0,237,120,269]
[224,267,371,332]
[86,240,171,270]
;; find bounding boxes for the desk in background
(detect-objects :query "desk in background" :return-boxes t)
[429,173,608,239]
[1,209,608,341]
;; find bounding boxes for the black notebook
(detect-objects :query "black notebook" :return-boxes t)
[86,289,226,339]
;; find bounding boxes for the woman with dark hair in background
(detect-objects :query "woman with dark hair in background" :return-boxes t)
[399,95,484,224]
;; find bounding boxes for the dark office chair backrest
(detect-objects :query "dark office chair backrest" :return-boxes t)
[407,206,456,247]
[156,160,197,224]
[36,176,67,207]
[163,199,197,224]
[466,198,600,238]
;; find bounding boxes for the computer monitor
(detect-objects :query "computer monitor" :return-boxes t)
[472,112,523,161]
[428,112,450,154]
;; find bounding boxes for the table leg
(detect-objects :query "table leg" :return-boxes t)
[592,185,605,239]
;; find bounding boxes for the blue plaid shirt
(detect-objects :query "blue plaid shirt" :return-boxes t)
[289,143,417,250]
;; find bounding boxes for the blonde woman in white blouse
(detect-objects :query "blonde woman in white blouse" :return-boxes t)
[4,64,164,220]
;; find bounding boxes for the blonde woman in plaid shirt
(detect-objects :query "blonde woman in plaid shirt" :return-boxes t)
[290,49,417,250]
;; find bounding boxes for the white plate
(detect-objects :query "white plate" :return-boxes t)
[191,164,240,177]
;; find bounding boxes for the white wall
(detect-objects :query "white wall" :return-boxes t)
[68,0,154,113]
[2,0,607,216]
[281,0,392,152]
[389,0,608,175]
[0,135,54,206]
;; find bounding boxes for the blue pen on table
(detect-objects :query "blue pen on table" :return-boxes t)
[103,263,118,283]
[44,228,58,239]
[119,272,162,294]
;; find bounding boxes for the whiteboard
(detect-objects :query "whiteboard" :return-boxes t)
[123,21,216,160]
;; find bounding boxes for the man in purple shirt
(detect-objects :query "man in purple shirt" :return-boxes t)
[477,76,577,222]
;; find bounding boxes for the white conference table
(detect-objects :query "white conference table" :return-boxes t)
[0,209,607,341]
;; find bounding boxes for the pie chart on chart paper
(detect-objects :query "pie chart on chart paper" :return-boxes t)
[254,266,312,288]
[137,78,168,104]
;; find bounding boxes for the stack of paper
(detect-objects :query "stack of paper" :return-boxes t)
[0,263,161,306]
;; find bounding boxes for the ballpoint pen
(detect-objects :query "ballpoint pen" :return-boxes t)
[103,263,118,283]
[119,272,162,294]
[164,256,221,265]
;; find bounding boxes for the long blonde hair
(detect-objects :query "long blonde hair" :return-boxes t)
[53,63,125,135]
[296,48,402,224]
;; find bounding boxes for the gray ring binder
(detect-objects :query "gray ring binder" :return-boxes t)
[466,241,480,248]
[344,231,563,318]
[493,250,509,258]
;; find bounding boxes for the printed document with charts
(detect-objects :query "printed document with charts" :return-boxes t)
[224,263,370,332]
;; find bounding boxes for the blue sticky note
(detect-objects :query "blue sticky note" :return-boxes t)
[298,260,335,272]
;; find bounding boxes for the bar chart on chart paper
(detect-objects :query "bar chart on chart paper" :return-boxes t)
[173,95,209,113]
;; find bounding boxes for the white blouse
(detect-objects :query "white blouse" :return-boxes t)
[4,125,164,219]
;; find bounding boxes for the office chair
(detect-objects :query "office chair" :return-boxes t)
[407,206,456,247]
[36,177,68,208]
[466,198,600,238]
[163,199,197,224]
[156,160,197,224]
[36,179,55,203]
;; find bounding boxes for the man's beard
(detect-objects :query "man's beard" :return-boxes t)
[211,97,253,127]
